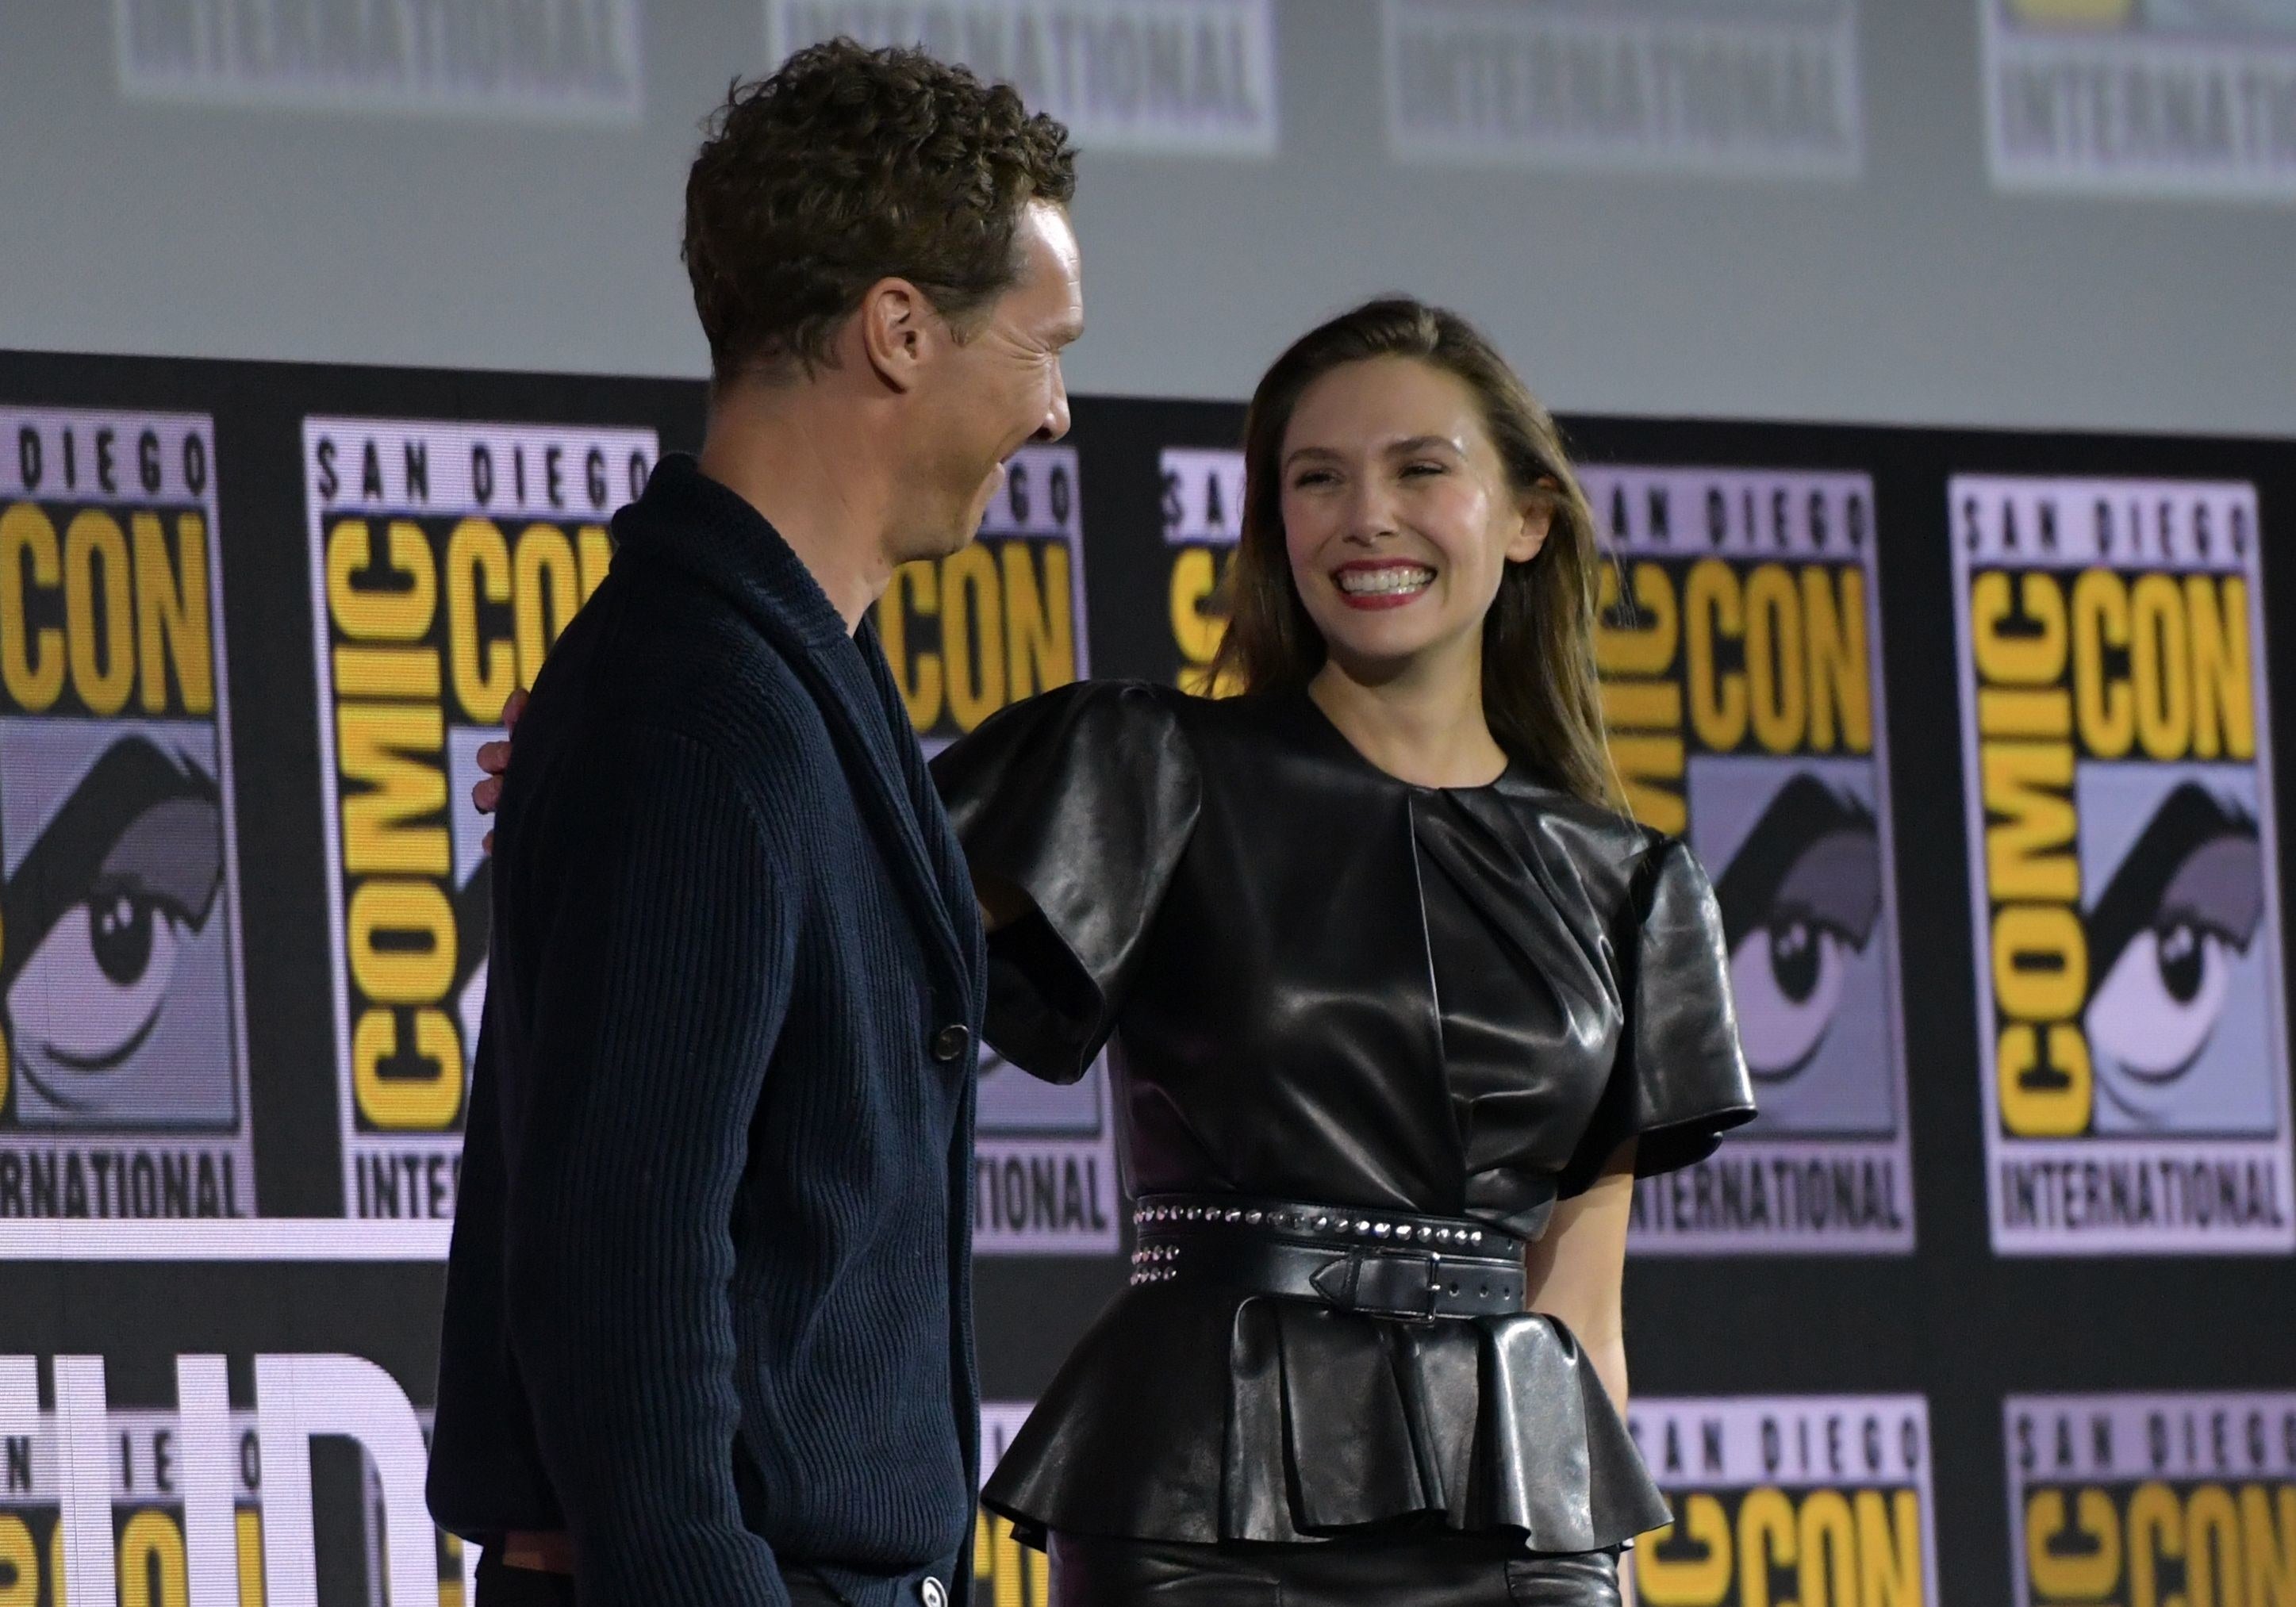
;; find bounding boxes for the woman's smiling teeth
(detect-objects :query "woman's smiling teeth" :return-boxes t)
[1335,564,1434,596]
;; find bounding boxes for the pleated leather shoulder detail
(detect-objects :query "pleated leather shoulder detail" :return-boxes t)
[1566,836,1760,1187]
[932,680,1203,1084]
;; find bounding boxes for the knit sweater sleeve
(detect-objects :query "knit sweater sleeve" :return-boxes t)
[500,720,796,1606]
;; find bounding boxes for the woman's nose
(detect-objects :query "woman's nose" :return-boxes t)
[1344,481,1400,543]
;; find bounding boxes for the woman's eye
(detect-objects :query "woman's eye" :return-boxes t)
[6,889,188,1077]
[1729,919,1851,1080]
[2087,922,2236,1080]
[1401,461,1445,477]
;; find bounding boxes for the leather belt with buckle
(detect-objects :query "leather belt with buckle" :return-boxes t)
[1127,1194,1526,1319]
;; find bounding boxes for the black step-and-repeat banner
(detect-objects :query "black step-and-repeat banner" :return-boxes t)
[0,350,2290,1605]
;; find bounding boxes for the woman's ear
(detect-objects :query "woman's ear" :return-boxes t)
[1507,482,1557,564]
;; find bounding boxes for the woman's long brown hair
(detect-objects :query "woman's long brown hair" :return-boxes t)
[1207,297,1621,810]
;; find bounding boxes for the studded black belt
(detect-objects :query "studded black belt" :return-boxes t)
[1127,1193,1527,1320]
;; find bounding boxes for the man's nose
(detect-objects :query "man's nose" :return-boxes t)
[1034,371,1073,443]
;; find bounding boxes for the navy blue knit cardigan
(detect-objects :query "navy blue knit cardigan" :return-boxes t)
[428,457,986,1607]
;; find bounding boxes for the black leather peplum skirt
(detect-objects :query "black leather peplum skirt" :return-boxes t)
[1046,1532,1622,1607]
[982,1283,1670,1553]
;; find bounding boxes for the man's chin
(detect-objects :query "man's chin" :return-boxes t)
[970,470,1006,533]
[889,475,1003,565]
[950,487,1001,549]
[892,512,986,568]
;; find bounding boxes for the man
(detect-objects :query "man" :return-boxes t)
[426,40,1082,1607]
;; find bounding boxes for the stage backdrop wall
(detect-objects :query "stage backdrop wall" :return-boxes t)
[0,347,2290,1607]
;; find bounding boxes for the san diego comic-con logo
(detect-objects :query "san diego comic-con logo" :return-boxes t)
[0,408,252,1222]
[1160,447,1245,697]
[1592,468,1913,1253]
[304,417,658,1224]
[1628,1396,1937,1607]
[0,1351,454,1606]
[1951,477,2293,1253]
[0,1402,262,1607]
[877,444,1119,1254]
[2008,1391,2296,1607]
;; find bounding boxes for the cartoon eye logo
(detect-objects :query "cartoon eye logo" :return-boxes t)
[2084,782,2262,1091]
[1,738,223,1109]
[1712,775,1883,1082]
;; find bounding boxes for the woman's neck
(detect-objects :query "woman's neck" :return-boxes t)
[1307,644,1507,790]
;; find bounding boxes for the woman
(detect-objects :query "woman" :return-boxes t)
[933,297,1754,1605]
[477,297,1753,1605]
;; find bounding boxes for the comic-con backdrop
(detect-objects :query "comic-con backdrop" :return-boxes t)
[0,349,2289,1606]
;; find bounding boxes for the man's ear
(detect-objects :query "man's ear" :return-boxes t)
[857,277,935,393]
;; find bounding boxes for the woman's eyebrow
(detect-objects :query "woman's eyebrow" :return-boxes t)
[1284,436,1466,471]
[1384,435,1463,457]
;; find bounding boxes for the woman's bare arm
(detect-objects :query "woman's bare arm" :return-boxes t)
[1522,1137,1641,1602]
[1523,1137,1638,1409]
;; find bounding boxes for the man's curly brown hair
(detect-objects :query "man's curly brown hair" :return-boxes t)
[684,40,1077,385]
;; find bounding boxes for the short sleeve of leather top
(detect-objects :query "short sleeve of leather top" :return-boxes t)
[932,679,1201,1087]
[930,681,1756,1552]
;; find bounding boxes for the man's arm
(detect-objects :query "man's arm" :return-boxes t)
[501,720,794,1605]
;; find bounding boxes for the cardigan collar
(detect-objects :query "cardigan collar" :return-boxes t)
[616,452,854,650]
[612,454,978,994]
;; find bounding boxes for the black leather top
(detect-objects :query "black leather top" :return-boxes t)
[931,681,1756,1551]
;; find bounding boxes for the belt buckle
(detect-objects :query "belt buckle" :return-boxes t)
[1313,1248,1442,1319]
